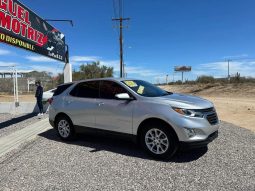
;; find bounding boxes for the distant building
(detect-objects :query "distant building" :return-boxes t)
[0,70,33,78]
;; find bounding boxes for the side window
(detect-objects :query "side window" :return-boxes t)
[53,84,73,96]
[100,81,128,99]
[70,81,99,98]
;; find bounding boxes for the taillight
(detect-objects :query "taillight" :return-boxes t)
[48,98,53,104]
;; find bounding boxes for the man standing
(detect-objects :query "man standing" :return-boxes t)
[35,81,43,116]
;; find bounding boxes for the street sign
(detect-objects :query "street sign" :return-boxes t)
[0,0,65,62]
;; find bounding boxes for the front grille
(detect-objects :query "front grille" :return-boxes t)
[206,112,218,125]
[194,107,214,113]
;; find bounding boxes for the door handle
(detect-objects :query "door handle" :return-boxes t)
[98,102,104,106]
[67,100,73,104]
[66,99,73,104]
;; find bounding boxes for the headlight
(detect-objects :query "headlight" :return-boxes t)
[172,107,204,118]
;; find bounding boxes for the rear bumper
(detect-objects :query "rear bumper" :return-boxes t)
[179,131,218,149]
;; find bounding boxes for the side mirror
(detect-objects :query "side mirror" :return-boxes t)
[115,93,134,100]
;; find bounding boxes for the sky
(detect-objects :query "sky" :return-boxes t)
[1,0,255,83]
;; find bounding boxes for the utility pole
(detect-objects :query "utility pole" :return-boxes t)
[226,59,231,82]
[112,17,130,78]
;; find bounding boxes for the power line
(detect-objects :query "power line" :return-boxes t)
[122,0,125,19]
[112,0,130,78]
[119,0,122,18]
[112,0,120,37]
[112,0,118,20]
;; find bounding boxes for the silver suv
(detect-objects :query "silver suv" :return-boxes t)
[49,78,219,159]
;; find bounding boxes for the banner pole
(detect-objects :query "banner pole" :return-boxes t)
[64,44,72,83]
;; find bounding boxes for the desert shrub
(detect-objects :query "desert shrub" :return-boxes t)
[175,80,183,85]
[196,75,215,84]
[185,80,196,84]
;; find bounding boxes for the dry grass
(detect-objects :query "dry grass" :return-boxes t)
[160,83,255,98]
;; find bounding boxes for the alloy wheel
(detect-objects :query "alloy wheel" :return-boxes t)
[145,128,169,154]
[58,119,71,138]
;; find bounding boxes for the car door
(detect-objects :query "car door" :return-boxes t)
[66,81,99,128]
[95,80,135,134]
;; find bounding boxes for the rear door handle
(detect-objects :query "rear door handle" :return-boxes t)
[67,100,73,104]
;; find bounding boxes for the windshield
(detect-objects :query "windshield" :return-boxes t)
[122,80,171,97]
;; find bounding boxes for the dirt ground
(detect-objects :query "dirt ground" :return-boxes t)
[0,94,36,102]
[160,83,255,132]
[203,96,255,132]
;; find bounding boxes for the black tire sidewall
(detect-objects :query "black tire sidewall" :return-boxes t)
[140,123,178,159]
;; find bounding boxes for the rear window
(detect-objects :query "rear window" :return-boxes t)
[53,83,73,96]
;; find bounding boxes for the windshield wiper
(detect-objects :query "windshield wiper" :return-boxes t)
[161,91,173,96]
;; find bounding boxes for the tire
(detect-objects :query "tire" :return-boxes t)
[55,115,75,141]
[140,123,178,160]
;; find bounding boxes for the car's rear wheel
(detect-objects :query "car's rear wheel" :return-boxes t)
[56,116,75,141]
[140,123,178,159]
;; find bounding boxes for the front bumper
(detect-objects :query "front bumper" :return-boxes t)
[165,110,220,142]
[179,130,218,149]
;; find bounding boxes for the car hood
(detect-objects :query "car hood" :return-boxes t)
[149,93,214,109]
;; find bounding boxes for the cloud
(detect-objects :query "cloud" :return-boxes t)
[28,65,61,75]
[223,54,248,60]
[192,60,255,78]
[0,48,11,55]
[25,56,58,62]
[70,56,101,62]
[95,60,164,77]
[100,60,119,68]
[0,61,19,67]
[125,66,164,77]
[70,55,166,79]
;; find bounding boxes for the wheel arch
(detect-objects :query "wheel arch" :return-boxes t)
[54,112,73,129]
[136,118,179,142]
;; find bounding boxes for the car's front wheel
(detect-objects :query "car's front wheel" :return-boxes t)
[140,123,178,159]
[55,116,75,141]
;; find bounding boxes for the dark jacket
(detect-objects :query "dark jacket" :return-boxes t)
[35,86,43,99]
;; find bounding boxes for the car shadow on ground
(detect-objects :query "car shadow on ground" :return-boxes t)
[0,113,36,129]
[38,129,208,163]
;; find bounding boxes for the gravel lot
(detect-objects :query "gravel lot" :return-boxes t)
[0,121,254,191]
[0,113,48,138]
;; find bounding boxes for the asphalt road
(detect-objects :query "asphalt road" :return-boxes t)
[0,121,254,191]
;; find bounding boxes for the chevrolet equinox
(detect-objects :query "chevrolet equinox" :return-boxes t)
[49,78,219,159]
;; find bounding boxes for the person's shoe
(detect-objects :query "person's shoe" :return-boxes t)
[37,113,41,116]
[40,113,44,116]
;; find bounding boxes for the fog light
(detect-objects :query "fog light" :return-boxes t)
[184,128,196,138]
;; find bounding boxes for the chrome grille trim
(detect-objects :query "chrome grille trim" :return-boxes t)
[194,107,219,125]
